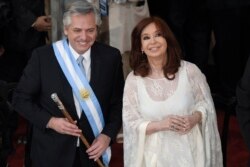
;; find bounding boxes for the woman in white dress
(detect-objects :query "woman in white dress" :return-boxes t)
[122,16,223,167]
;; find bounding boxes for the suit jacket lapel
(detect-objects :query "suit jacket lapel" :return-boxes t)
[90,42,101,89]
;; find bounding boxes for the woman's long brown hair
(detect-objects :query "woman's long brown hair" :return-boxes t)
[130,17,182,80]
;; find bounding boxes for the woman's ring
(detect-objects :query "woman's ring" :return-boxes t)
[171,125,175,130]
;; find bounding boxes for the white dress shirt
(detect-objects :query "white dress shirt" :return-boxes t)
[69,44,91,146]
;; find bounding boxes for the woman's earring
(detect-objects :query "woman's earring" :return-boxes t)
[141,50,144,55]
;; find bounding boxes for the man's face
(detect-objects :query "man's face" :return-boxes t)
[64,12,97,54]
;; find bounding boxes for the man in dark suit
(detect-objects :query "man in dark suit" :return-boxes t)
[12,1,124,167]
[0,1,51,166]
[0,0,51,82]
[236,55,250,166]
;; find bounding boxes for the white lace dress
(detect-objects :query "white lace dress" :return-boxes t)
[123,61,223,167]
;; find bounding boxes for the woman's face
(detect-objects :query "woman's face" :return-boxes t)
[140,23,167,60]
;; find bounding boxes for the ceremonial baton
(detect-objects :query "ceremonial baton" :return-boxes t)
[51,93,105,167]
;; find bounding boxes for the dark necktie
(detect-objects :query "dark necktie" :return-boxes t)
[99,0,108,16]
[77,56,86,76]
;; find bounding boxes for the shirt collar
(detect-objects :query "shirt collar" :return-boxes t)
[69,43,91,62]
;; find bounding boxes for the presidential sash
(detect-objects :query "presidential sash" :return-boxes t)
[53,39,111,166]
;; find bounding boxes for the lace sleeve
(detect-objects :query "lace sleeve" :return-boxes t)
[186,61,223,167]
[123,72,144,129]
[123,72,150,167]
[186,62,210,122]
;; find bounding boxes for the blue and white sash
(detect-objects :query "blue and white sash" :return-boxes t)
[53,39,111,166]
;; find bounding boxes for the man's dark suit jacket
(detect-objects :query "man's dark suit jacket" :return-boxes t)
[12,41,124,167]
[236,56,250,153]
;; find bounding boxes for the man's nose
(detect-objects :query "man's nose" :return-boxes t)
[80,31,88,39]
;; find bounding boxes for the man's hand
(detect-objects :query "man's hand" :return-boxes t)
[0,46,5,57]
[86,134,111,161]
[47,117,81,137]
[33,16,51,32]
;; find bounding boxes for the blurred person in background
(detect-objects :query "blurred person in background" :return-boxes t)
[0,0,51,166]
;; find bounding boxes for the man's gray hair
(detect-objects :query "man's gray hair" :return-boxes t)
[63,1,102,27]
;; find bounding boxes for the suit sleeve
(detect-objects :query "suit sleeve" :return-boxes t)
[12,49,52,131]
[101,50,125,142]
[236,56,250,151]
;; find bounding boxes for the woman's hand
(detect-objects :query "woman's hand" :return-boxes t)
[146,112,202,135]
[178,111,202,134]
[161,112,202,134]
[159,115,186,132]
